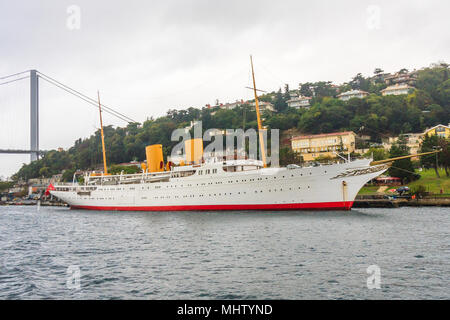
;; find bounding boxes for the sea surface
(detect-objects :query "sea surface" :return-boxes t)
[0,205,448,299]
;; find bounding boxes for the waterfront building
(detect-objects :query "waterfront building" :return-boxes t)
[291,131,356,162]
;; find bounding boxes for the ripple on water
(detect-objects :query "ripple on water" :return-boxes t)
[0,206,449,299]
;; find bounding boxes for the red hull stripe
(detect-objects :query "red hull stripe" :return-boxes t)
[70,201,354,211]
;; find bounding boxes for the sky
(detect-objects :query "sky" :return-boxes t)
[0,0,449,178]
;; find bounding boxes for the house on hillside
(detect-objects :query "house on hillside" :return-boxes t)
[337,89,369,101]
[381,83,414,96]
[382,133,424,156]
[250,101,276,112]
[220,99,245,110]
[424,124,450,139]
[384,71,417,86]
[287,95,312,109]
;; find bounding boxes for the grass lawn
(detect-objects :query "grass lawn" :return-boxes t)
[358,168,450,195]
[357,186,381,195]
[409,168,450,194]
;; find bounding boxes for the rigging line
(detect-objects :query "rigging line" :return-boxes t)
[37,71,138,123]
[0,70,31,81]
[0,76,30,87]
[39,76,132,124]
[389,165,418,176]
[389,152,440,175]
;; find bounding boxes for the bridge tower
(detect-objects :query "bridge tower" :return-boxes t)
[30,70,39,162]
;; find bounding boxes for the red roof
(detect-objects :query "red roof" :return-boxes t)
[292,131,355,140]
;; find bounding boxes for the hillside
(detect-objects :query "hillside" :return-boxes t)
[12,63,450,181]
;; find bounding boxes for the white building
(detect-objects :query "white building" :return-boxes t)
[381,83,414,96]
[251,101,276,112]
[220,99,245,110]
[287,96,312,109]
[337,89,369,101]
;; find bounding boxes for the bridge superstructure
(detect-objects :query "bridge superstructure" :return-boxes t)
[0,69,137,163]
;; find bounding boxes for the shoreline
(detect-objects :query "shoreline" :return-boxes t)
[1,199,449,209]
[353,195,450,208]
[0,201,68,207]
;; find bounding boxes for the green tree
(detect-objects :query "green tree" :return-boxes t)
[274,88,287,112]
[283,84,290,102]
[299,82,313,97]
[108,165,141,175]
[419,134,446,178]
[374,68,384,75]
[350,73,370,91]
[364,148,388,161]
[388,135,416,183]
[279,147,303,166]
[0,181,14,192]
[61,168,76,182]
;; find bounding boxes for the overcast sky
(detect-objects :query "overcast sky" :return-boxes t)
[0,0,449,178]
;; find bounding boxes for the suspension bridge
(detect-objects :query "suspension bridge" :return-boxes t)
[0,69,138,163]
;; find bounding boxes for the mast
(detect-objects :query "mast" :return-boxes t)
[97,91,108,175]
[250,55,267,168]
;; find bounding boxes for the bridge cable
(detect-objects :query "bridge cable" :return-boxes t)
[0,76,30,87]
[0,70,138,123]
[0,70,31,81]
[37,71,138,123]
[38,72,137,123]
[38,76,133,124]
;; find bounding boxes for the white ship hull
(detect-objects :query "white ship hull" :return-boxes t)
[51,159,388,211]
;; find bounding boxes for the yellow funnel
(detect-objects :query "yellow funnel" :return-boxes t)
[185,138,203,164]
[145,144,164,172]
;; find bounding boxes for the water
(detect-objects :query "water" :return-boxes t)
[0,206,448,299]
